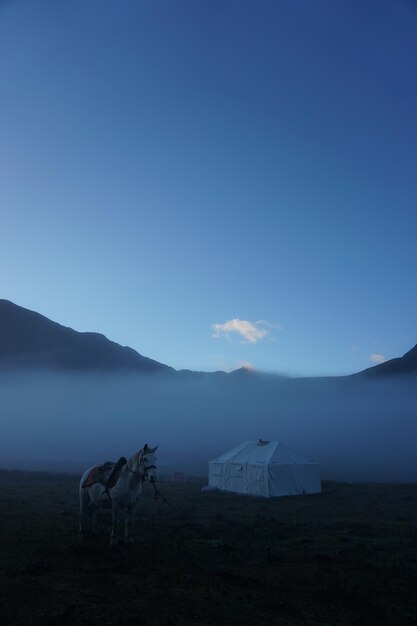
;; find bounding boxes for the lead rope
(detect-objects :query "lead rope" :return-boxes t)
[151,482,185,516]
[152,482,168,505]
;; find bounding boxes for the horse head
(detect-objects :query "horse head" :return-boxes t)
[140,443,158,482]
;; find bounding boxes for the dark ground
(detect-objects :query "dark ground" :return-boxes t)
[0,470,416,626]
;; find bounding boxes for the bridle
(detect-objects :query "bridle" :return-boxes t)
[126,452,157,481]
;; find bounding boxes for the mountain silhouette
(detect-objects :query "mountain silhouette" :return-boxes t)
[357,344,417,377]
[0,300,173,373]
[1,299,416,377]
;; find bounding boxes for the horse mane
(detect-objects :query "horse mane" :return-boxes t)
[128,444,156,467]
[128,448,143,466]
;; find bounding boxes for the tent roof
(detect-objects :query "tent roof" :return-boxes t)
[210,440,317,465]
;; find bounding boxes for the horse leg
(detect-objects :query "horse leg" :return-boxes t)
[124,503,137,543]
[110,503,120,545]
[90,502,99,535]
[79,487,91,536]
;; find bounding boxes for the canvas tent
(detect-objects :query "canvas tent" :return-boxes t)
[209,440,321,498]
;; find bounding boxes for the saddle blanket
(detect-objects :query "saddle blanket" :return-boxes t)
[82,458,126,490]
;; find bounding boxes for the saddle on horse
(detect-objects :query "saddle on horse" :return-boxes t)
[82,456,127,492]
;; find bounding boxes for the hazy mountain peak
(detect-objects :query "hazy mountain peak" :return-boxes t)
[403,344,417,359]
[0,299,172,373]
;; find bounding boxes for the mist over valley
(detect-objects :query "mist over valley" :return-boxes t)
[1,369,416,483]
[1,300,416,483]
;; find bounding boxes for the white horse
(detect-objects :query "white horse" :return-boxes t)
[79,444,158,545]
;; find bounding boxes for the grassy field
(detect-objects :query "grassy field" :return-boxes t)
[0,470,416,626]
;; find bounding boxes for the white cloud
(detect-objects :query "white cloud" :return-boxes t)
[238,360,256,371]
[369,353,386,364]
[211,318,276,344]
[211,355,256,373]
[255,320,282,331]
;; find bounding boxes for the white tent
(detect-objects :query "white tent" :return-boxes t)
[209,440,321,498]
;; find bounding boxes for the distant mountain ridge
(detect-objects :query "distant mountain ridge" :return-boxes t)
[0,299,416,377]
[357,343,417,377]
[0,300,172,373]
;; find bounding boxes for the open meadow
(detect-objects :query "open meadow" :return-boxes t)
[0,470,416,626]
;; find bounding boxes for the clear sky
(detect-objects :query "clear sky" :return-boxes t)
[1,0,416,376]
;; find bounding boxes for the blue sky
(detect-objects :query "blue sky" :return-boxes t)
[1,0,416,376]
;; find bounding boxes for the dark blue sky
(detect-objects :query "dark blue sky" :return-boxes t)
[1,0,416,375]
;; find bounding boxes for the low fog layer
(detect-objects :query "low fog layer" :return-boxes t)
[1,371,416,482]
